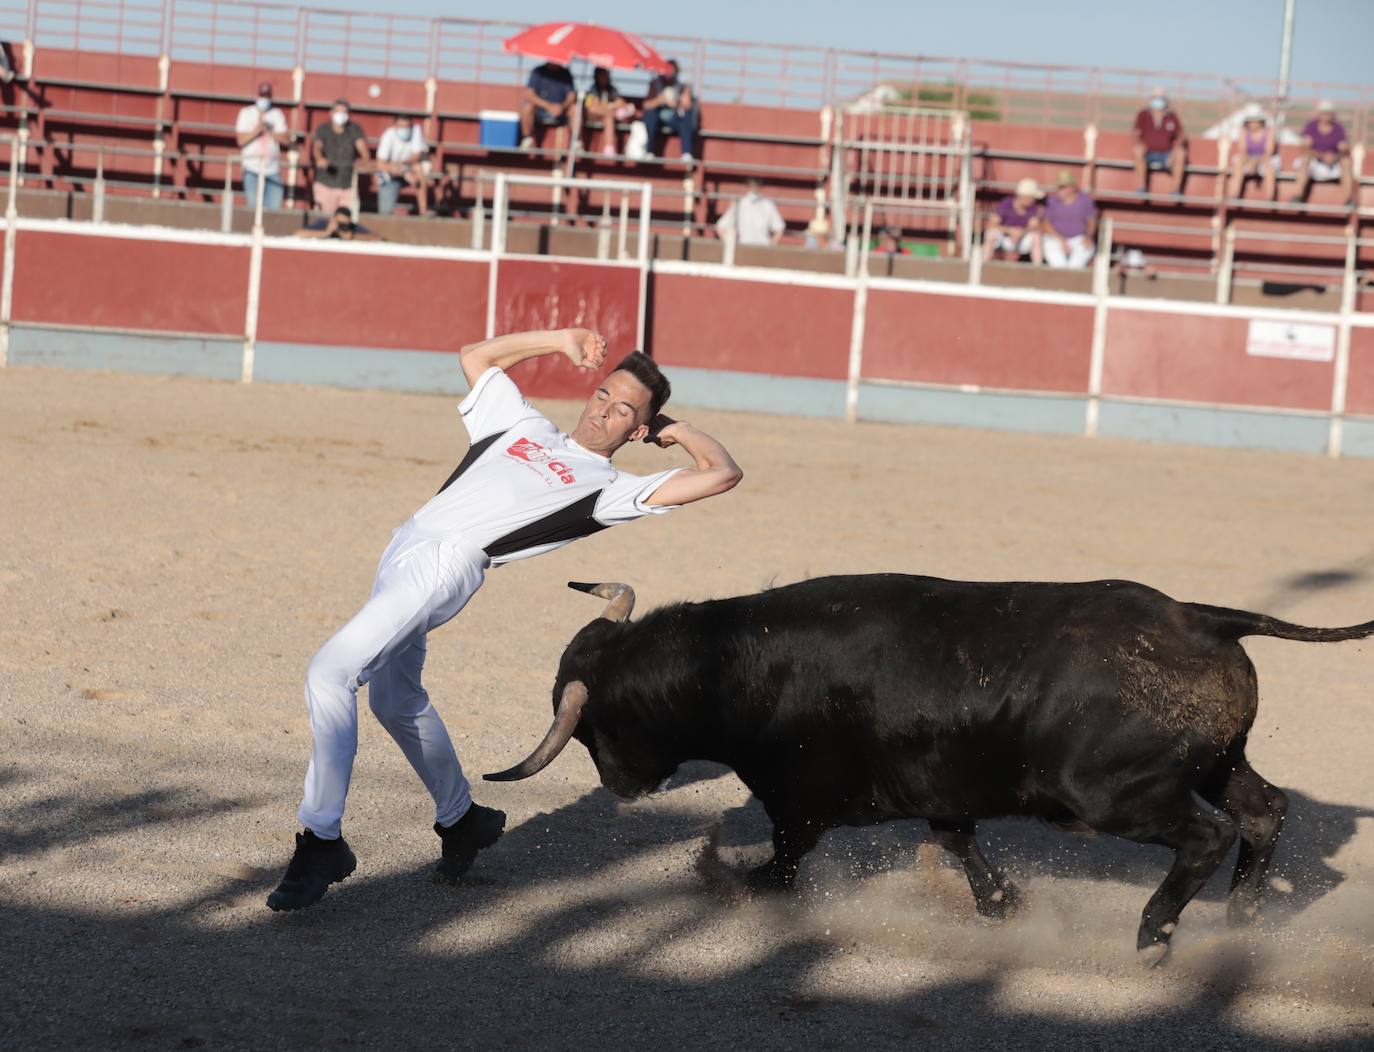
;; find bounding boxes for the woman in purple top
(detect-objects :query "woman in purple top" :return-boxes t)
[1292,100,1352,203]
[1042,170,1097,268]
[982,177,1044,264]
[1226,104,1277,202]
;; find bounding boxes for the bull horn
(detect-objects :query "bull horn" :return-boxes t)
[567,581,635,622]
[483,681,589,782]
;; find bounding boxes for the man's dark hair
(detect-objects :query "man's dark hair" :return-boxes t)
[612,351,671,421]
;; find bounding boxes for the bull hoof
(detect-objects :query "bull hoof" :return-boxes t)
[974,882,1022,922]
[1137,941,1170,969]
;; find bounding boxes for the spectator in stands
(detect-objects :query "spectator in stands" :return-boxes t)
[236,82,289,210]
[374,113,429,217]
[0,41,15,85]
[1132,87,1186,197]
[1292,100,1353,204]
[1226,103,1277,202]
[583,67,635,157]
[641,59,697,162]
[519,61,575,150]
[294,206,382,242]
[312,99,371,216]
[982,177,1043,264]
[876,225,910,256]
[1042,169,1097,269]
[714,178,784,246]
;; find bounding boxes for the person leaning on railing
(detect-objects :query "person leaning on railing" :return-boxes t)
[235,81,290,210]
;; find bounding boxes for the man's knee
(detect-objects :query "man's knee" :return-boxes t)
[306,647,359,703]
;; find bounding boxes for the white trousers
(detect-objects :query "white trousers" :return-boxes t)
[298,523,487,839]
[1044,235,1095,269]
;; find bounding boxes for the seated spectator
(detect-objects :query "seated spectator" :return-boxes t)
[1042,169,1097,268]
[312,99,371,215]
[1226,104,1277,201]
[641,59,696,162]
[804,214,837,250]
[714,178,784,246]
[876,225,910,255]
[374,114,429,216]
[519,61,575,150]
[982,178,1043,264]
[583,67,635,157]
[236,82,289,210]
[294,206,382,242]
[1292,100,1353,203]
[0,40,16,85]
[1132,87,1186,196]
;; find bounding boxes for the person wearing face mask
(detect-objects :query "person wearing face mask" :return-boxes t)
[1132,87,1187,197]
[374,113,430,216]
[713,177,785,246]
[235,82,290,210]
[311,98,371,216]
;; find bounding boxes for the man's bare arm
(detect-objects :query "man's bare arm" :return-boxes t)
[459,328,606,388]
[643,420,743,506]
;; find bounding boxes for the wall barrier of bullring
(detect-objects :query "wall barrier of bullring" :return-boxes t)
[4,166,1374,460]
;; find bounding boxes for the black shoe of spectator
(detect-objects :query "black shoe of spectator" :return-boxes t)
[433,803,506,884]
[266,830,357,911]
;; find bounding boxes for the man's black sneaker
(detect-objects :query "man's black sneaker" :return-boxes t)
[266,830,357,911]
[433,803,506,884]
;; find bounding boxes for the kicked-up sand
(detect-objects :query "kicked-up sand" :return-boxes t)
[1,365,1372,1050]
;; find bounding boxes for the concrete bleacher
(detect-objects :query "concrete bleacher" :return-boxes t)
[0,0,1369,309]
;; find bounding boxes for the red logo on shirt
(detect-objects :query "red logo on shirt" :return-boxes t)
[507,436,575,484]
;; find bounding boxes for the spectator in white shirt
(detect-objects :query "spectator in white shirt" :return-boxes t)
[374,114,429,216]
[235,82,290,210]
[714,178,785,246]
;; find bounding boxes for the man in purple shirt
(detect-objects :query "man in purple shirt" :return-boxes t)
[982,177,1044,264]
[1042,169,1098,269]
[1292,99,1352,204]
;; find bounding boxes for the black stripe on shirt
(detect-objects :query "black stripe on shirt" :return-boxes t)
[483,490,609,561]
[437,432,501,495]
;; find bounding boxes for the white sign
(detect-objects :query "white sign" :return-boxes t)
[1245,319,1336,362]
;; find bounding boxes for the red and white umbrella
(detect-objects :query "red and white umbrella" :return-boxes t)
[503,22,673,74]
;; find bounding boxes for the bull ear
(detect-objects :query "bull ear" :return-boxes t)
[567,581,635,623]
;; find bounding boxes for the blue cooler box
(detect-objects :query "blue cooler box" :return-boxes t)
[479,110,520,148]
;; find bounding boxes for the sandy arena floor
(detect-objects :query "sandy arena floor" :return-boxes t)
[2,365,1373,1050]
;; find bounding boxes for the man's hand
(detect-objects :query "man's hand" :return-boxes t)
[642,413,678,446]
[560,328,608,371]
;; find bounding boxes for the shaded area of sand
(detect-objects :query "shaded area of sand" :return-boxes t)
[1,366,1372,1050]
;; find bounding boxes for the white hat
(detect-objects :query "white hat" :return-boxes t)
[1015,177,1043,198]
[1241,102,1267,123]
[1316,98,1335,113]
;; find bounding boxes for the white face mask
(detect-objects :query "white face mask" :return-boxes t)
[331,110,348,127]
[256,97,271,112]
[396,126,412,141]
[1149,96,1167,112]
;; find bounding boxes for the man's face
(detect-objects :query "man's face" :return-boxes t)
[665,62,679,84]
[572,370,652,453]
[1057,182,1076,199]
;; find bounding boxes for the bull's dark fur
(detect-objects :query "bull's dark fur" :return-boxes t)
[537,574,1374,958]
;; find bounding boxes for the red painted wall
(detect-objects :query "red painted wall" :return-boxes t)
[497,259,641,400]
[1101,310,1333,411]
[1344,327,1374,418]
[649,272,853,379]
[863,289,1093,393]
[256,249,487,350]
[10,232,248,335]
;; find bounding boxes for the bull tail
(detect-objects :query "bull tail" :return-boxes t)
[1188,603,1374,643]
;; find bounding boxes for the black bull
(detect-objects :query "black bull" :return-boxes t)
[485,575,1373,959]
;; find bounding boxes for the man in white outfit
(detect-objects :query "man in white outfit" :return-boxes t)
[268,328,743,911]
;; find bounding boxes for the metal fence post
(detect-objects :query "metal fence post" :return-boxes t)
[221,159,235,233]
[1327,222,1359,458]
[1085,216,1114,438]
[93,149,106,224]
[0,144,18,368]
[636,182,652,351]
[484,173,507,339]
